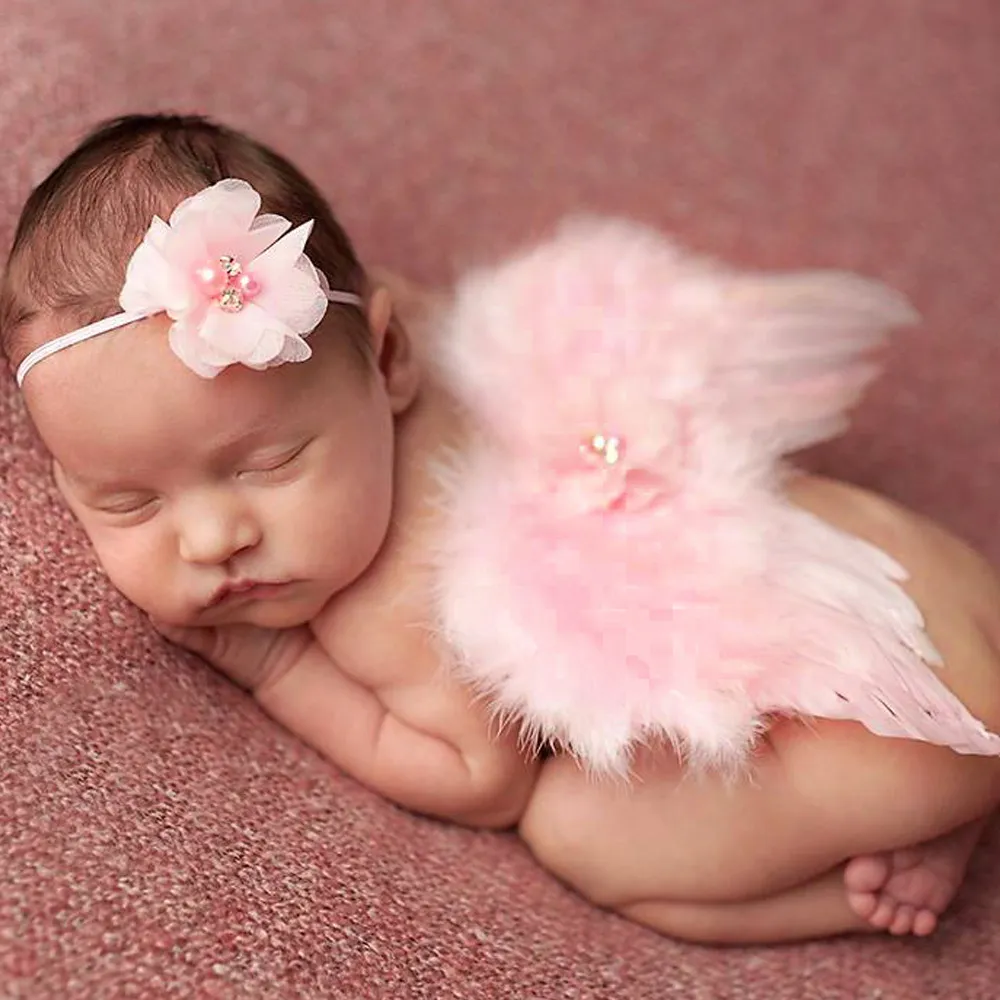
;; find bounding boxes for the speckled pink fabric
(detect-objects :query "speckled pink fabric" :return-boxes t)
[3,2,1000,997]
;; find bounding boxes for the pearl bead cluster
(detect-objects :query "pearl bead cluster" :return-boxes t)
[580,433,623,466]
[193,254,262,313]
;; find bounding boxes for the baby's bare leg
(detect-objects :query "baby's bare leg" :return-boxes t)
[520,719,1000,944]
[621,866,873,945]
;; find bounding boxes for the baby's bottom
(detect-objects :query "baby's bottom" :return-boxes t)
[519,718,1000,945]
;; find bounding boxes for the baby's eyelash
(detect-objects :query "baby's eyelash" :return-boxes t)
[96,495,158,518]
[239,440,312,479]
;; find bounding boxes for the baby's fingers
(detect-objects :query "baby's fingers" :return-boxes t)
[151,620,267,689]
[151,619,204,649]
[151,619,309,691]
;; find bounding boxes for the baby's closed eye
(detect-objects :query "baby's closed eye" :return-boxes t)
[92,492,161,523]
[236,438,313,483]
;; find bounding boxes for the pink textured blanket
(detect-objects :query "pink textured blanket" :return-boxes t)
[2,2,999,996]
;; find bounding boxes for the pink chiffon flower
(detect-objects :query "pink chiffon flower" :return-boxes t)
[119,179,333,377]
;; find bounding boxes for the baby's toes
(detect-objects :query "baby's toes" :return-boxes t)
[845,889,879,920]
[911,909,938,937]
[888,904,917,936]
[868,896,900,930]
[844,854,892,894]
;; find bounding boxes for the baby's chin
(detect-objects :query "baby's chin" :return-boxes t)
[201,599,323,631]
[154,590,332,631]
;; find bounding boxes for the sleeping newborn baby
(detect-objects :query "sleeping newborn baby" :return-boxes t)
[4,112,999,946]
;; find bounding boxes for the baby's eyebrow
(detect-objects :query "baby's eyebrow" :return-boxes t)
[208,414,302,452]
[55,463,100,491]
[208,430,301,467]
[56,457,158,494]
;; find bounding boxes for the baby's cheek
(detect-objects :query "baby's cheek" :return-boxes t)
[340,475,394,569]
[294,507,381,587]
[286,470,393,583]
[92,533,173,617]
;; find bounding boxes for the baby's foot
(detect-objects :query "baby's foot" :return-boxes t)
[844,820,986,936]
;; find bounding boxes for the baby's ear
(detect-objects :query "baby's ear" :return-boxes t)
[367,286,420,414]
[366,285,393,350]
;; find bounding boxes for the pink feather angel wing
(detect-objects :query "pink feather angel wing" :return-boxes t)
[430,217,1000,774]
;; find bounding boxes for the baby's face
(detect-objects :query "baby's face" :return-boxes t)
[25,308,413,629]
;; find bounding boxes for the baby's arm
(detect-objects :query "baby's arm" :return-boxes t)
[159,622,538,829]
[262,628,537,828]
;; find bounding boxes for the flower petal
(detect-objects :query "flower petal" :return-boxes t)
[274,333,313,365]
[120,238,191,316]
[251,220,314,273]
[245,325,286,367]
[251,213,292,233]
[171,179,261,234]
[160,219,213,287]
[251,225,330,335]
[199,302,272,361]
[168,321,227,378]
[145,216,172,253]
[252,260,329,335]
[235,219,291,266]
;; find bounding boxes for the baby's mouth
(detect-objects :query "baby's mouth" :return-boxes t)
[207,579,292,607]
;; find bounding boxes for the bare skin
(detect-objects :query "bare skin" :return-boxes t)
[844,819,987,937]
[25,270,1000,946]
[27,283,538,832]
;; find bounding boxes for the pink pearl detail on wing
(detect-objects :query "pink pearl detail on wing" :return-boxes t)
[580,432,624,466]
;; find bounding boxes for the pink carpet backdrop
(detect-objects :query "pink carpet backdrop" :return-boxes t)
[2,1,999,997]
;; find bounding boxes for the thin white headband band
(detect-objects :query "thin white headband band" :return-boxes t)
[15,289,364,387]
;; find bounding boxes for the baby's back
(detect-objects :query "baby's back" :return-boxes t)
[320,362,1000,752]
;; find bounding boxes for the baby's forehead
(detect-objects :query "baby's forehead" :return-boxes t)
[27,326,316,465]
[18,309,163,378]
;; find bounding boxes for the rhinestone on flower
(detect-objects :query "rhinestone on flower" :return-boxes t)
[218,287,245,312]
[219,254,242,277]
[581,433,623,466]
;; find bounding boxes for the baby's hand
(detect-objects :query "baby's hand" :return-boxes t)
[156,615,538,827]
[153,620,311,693]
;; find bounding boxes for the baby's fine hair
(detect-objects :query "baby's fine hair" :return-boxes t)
[0,114,369,369]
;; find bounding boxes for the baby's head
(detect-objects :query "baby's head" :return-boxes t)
[0,114,419,629]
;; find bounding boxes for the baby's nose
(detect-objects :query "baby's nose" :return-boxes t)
[177,493,261,565]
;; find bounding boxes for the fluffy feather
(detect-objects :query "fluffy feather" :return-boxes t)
[429,217,1000,775]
